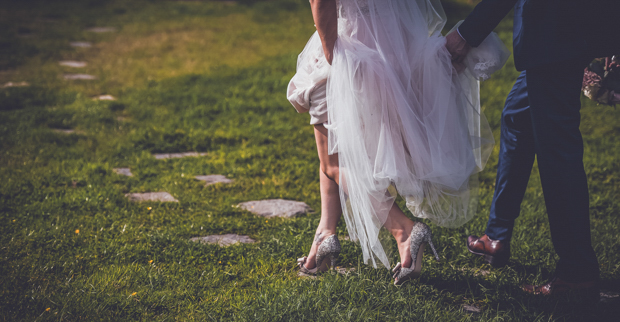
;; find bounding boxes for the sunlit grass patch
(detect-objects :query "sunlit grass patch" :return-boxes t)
[0,0,315,94]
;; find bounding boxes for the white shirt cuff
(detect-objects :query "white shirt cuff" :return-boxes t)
[456,27,465,41]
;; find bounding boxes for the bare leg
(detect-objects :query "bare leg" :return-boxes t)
[383,203,415,269]
[304,124,342,269]
[306,125,415,270]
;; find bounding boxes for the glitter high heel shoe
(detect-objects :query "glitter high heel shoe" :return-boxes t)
[297,235,341,275]
[392,222,440,285]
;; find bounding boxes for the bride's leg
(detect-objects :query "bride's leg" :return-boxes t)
[383,204,415,269]
[304,124,342,269]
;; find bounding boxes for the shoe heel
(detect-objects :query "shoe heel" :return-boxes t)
[485,254,508,268]
[427,238,440,262]
[314,235,341,272]
[317,252,338,271]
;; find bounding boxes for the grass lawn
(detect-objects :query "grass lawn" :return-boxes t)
[1,0,619,320]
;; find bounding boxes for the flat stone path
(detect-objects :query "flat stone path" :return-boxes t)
[125,192,178,202]
[190,234,255,247]
[153,152,208,159]
[238,199,312,218]
[600,290,620,304]
[462,304,481,314]
[94,95,116,101]
[70,41,92,48]
[2,81,29,88]
[86,27,117,33]
[52,129,81,134]
[64,74,96,80]
[113,168,133,177]
[59,61,87,68]
[195,175,233,186]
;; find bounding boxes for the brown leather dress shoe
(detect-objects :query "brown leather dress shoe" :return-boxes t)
[467,234,510,267]
[522,277,599,298]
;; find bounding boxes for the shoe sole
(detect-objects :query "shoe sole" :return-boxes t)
[466,241,508,268]
[394,244,425,286]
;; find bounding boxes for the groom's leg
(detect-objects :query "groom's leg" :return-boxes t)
[485,71,535,241]
[526,61,599,282]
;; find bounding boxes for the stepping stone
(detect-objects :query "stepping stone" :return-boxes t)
[52,129,81,134]
[195,175,233,186]
[153,152,208,159]
[116,116,130,122]
[70,41,92,48]
[125,192,178,203]
[190,234,255,247]
[113,168,133,177]
[64,74,96,80]
[237,199,313,218]
[86,27,117,33]
[600,290,620,304]
[59,60,87,68]
[2,81,29,88]
[94,94,116,101]
[462,304,481,314]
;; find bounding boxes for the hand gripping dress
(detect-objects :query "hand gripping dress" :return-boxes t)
[288,0,509,268]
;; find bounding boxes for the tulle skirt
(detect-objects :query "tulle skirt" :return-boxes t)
[288,0,505,269]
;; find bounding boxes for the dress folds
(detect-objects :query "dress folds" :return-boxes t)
[288,0,508,268]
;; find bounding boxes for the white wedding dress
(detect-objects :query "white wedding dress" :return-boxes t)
[288,0,509,269]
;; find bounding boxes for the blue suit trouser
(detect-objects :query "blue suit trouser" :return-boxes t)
[486,62,599,282]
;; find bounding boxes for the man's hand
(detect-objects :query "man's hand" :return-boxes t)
[445,30,471,73]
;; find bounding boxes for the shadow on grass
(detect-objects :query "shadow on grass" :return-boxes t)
[423,263,620,320]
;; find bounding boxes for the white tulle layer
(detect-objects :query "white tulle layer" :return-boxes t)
[289,0,503,269]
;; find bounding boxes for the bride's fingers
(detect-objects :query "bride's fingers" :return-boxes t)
[392,262,402,273]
